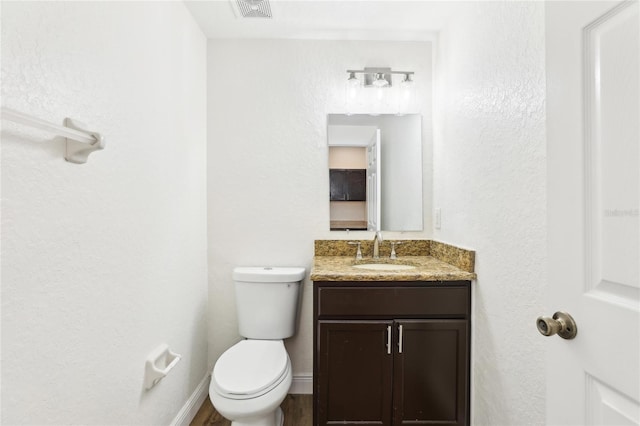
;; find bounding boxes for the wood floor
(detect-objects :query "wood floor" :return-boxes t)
[190,394,313,426]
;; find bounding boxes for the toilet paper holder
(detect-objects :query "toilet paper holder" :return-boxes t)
[144,344,181,390]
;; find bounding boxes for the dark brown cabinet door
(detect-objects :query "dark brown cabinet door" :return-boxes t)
[392,320,469,426]
[317,320,394,426]
[329,169,366,201]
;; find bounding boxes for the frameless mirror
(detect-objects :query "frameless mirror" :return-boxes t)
[328,114,423,232]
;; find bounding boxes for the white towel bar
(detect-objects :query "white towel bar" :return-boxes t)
[1,107,105,164]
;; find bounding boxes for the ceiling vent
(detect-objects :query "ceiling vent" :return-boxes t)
[236,0,272,18]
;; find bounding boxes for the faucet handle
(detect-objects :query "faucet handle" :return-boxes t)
[347,241,363,260]
[389,241,403,260]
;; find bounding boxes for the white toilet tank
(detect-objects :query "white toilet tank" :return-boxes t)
[233,266,306,339]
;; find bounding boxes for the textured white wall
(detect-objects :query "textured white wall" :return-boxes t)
[207,40,432,377]
[1,2,208,424]
[433,2,547,425]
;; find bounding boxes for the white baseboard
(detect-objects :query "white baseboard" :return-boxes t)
[171,373,211,426]
[289,374,313,394]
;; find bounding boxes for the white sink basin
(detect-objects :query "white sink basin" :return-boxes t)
[353,263,416,271]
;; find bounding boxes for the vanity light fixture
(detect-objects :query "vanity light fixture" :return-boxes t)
[345,67,416,115]
[345,68,414,88]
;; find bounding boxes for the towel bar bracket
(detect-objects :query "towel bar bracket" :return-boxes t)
[64,118,105,164]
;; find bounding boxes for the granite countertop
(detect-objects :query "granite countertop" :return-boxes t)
[311,255,477,282]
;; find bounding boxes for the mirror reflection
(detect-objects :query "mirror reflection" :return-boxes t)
[328,114,423,232]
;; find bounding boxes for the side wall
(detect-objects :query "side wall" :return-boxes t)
[433,2,547,425]
[1,2,208,424]
[207,40,432,382]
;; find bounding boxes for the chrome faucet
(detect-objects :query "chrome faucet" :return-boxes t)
[348,241,363,260]
[389,241,403,260]
[372,231,383,259]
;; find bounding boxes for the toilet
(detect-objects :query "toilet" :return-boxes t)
[209,266,306,426]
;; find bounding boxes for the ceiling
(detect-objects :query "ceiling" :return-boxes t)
[183,1,459,40]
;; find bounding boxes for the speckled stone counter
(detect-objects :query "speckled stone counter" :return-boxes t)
[311,239,476,282]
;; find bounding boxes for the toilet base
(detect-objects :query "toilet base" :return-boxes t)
[210,342,292,426]
[230,407,283,426]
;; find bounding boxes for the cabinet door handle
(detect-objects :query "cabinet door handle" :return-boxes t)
[386,326,392,354]
[398,324,403,354]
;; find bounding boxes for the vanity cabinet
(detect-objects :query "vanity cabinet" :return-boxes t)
[313,281,471,426]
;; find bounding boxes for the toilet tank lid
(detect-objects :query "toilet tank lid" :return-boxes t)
[233,267,306,283]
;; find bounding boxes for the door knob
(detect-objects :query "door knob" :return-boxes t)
[536,311,578,339]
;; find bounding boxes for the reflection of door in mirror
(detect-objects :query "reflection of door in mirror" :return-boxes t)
[366,129,381,231]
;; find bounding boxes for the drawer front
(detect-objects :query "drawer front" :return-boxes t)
[317,285,470,318]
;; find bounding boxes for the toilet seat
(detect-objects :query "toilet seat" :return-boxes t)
[212,340,289,400]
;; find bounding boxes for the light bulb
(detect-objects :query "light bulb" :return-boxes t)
[398,73,415,114]
[345,72,361,113]
[372,73,389,88]
[346,74,359,99]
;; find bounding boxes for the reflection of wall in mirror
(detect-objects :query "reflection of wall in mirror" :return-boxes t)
[329,147,367,230]
[379,116,422,230]
[329,147,366,168]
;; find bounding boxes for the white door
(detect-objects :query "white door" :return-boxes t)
[546,1,639,425]
[367,129,381,231]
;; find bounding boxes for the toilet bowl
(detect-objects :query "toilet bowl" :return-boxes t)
[209,340,292,426]
[209,266,305,426]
